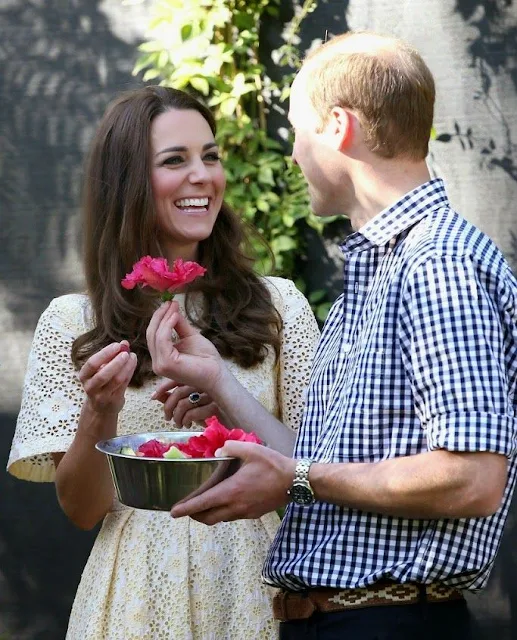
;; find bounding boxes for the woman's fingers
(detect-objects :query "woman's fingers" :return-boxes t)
[151,379,179,403]
[146,301,178,353]
[147,301,222,392]
[112,352,138,392]
[177,403,221,427]
[170,395,211,425]
[78,342,128,383]
[172,309,201,340]
[81,350,129,392]
[79,343,138,413]
[158,385,209,424]
[148,305,185,376]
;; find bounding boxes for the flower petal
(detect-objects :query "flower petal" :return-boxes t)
[121,256,206,294]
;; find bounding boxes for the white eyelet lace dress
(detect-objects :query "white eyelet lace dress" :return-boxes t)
[7,276,320,640]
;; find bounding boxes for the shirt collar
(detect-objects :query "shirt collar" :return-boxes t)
[342,178,449,253]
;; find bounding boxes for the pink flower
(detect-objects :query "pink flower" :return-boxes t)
[137,439,171,458]
[175,415,262,458]
[121,256,206,299]
[227,428,262,444]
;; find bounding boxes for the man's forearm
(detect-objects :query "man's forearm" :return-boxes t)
[309,449,508,519]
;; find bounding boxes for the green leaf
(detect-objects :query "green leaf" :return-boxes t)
[219,96,239,116]
[258,165,274,186]
[142,68,162,81]
[256,198,270,212]
[181,24,193,40]
[308,289,326,304]
[158,50,169,68]
[271,235,297,252]
[316,302,332,323]
[138,40,163,53]
[190,76,210,95]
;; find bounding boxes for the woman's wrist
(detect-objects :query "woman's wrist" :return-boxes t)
[76,401,119,444]
[208,365,238,405]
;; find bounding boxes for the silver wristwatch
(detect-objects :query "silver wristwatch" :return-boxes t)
[287,458,315,505]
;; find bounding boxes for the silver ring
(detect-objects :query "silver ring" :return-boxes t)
[188,392,201,405]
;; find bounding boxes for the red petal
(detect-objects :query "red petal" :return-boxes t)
[137,439,170,458]
[121,256,206,294]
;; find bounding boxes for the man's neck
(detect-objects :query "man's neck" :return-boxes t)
[348,160,431,231]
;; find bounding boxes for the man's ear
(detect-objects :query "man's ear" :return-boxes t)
[327,106,353,151]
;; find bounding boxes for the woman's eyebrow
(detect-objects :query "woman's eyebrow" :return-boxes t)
[156,142,218,156]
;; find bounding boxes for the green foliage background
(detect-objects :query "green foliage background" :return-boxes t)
[134,0,332,321]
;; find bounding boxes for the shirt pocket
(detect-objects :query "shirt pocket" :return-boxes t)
[347,343,409,410]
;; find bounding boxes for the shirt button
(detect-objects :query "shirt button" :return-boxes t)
[343,342,352,354]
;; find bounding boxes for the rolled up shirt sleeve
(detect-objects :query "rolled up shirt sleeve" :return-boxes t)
[399,253,517,457]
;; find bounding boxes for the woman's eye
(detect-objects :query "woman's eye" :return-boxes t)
[163,156,183,166]
[204,153,221,162]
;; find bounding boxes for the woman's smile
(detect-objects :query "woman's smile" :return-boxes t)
[173,196,211,214]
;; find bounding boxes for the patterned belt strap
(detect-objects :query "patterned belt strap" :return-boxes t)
[272,581,465,622]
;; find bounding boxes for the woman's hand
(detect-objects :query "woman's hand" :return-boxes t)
[78,340,137,416]
[155,383,223,426]
[146,301,225,394]
[148,301,296,456]
[54,340,137,529]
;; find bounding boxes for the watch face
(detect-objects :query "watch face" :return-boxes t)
[291,483,315,505]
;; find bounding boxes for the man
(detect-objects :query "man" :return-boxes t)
[147,31,517,639]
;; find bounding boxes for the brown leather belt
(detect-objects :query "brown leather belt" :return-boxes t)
[272,581,464,621]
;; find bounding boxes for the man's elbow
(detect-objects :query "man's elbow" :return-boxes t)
[464,484,507,518]
[458,455,508,518]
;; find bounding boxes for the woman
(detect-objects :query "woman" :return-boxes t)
[7,86,320,639]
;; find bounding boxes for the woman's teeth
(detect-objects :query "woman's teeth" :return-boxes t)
[175,197,209,208]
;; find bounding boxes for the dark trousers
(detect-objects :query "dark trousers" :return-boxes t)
[279,599,472,640]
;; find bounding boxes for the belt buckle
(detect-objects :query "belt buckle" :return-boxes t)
[274,590,317,622]
[276,590,290,622]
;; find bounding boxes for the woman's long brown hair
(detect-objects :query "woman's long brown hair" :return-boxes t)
[72,86,282,386]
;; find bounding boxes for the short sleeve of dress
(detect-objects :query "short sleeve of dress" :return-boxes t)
[266,278,320,431]
[7,294,90,482]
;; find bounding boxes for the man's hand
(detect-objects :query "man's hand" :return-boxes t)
[171,441,297,525]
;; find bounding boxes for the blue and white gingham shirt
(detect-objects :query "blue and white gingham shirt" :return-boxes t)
[264,179,517,591]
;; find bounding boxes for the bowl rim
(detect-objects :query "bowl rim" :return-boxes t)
[95,430,235,462]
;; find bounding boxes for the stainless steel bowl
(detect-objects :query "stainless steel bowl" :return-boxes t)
[95,431,239,511]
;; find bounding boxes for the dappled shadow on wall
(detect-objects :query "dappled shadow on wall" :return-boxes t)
[0,1,148,637]
[434,3,517,194]
[0,412,99,640]
[0,0,146,329]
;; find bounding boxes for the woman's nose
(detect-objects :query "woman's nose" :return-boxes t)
[188,158,210,183]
